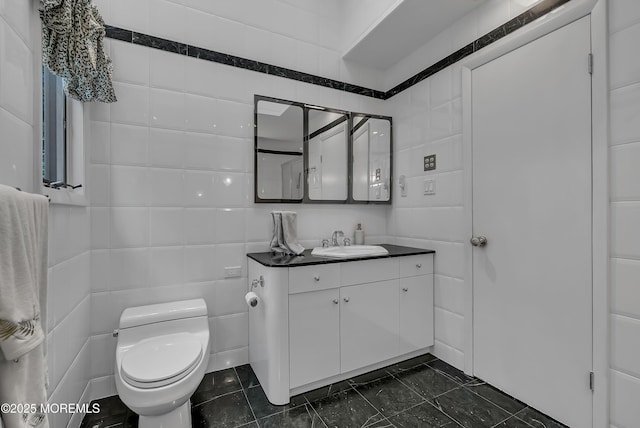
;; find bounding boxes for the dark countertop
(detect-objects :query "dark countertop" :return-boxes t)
[247,244,435,267]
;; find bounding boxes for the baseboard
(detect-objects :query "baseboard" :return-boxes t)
[66,381,92,428]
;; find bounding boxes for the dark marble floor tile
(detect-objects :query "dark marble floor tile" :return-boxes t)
[192,390,255,428]
[388,402,459,428]
[493,416,534,427]
[427,360,475,384]
[121,411,138,428]
[431,387,510,428]
[257,403,327,428]
[81,396,131,428]
[385,353,438,374]
[310,388,381,428]
[192,368,242,406]
[236,364,260,390]
[464,382,527,414]
[303,381,354,403]
[237,423,259,428]
[246,385,303,419]
[515,407,568,428]
[362,414,396,427]
[355,375,424,417]
[348,368,394,387]
[393,364,459,399]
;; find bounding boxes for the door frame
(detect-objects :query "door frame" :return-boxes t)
[461,0,609,426]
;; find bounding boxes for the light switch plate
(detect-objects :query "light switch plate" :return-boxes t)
[424,179,436,195]
[224,266,242,278]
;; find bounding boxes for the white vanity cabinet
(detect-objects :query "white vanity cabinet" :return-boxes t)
[247,247,434,405]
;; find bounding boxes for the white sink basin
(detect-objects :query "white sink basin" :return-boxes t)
[311,245,389,258]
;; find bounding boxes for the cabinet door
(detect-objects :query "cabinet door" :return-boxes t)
[289,289,340,388]
[399,275,434,354]
[340,280,399,373]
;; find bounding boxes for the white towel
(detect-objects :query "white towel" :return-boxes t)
[269,211,304,255]
[0,185,49,428]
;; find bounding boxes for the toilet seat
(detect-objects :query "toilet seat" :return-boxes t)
[121,333,203,389]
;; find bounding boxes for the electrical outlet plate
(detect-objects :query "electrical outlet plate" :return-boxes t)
[224,266,242,278]
[424,154,436,171]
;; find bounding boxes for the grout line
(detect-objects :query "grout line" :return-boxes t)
[233,366,260,426]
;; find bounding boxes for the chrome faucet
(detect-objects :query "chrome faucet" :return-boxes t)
[331,230,344,246]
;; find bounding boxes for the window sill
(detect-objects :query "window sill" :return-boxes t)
[43,185,88,207]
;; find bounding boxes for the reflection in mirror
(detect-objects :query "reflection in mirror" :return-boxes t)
[256,100,304,201]
[352,116,391,202]
[307,109,349,201]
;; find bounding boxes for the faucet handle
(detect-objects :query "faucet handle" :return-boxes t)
[321,239,330,248]
[343,237,351,246]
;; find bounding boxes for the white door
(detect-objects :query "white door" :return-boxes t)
[471,17,592,427]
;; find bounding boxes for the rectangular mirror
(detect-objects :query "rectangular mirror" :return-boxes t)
[306,107,349,202]
[254,95,392,204]
[255,97,304,202]
[352,115,392,202]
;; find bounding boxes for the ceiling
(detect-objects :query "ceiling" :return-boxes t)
[343,0,489,70]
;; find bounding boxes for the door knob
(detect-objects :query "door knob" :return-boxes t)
[343,297,350,303]
[470,236,488,247]
[332,299,339,304]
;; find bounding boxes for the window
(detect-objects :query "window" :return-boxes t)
[42,66,66,186]
[41,67,86,204]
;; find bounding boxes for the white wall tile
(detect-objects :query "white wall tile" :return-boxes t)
[110,41,150,86]
[150,49,186,92]
[184,245,216,283]
[610,23,640,89]
[150,246,185,287]
[434,307,465,351]
[215,208,246,243]
[184,208,217,245]
[0,23,33,124]
[611,202,640,259]
[91,250,111,292]
[110,82,149,126]
[611,370,640,428]
[184,132,219,170]
[183,171,216,206]
[185,94,218,133]
[90,121,110,165]
[611,314,640,377]
[213,313,249,352]
[110,249,149,290]
[110,207,149,248]
[90,207,110,249]
[150,88,186,130]
[610,83,640,146]
[149,168,184,207]
[611,258,640,318]
[110,123,149,166]
[90,334,117,378]
[611,142,640,201]
[216,172,247,207]
[149,128,185,168]
[110,166,149,206]
[213,278,249,317]
[150,208,184,246]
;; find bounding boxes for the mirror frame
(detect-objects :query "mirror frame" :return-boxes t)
[254,95,306,203]
[254,95,393,205]
[348,112,393,205]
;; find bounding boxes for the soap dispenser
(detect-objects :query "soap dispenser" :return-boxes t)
[354,223,364,245]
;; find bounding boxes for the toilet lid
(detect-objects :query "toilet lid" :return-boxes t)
[121,333,203,389]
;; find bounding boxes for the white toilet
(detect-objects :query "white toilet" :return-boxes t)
[115,299,211,428]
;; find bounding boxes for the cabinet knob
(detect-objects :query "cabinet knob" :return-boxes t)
[343,297,350,303]
[416,263,422,269]
[314,275,320,282]
[402,287,409,292]
[332,299,339,304]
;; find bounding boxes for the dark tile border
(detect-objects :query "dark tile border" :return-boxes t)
[106,0,571,101]
[104,0,569,100]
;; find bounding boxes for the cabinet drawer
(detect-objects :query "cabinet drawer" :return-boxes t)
[289,264,340,294]
[399,254,433,277]
[341,258,398,286]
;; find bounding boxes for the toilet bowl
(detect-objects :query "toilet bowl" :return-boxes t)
[115,299,210,428]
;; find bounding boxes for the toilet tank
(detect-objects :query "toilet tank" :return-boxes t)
[119,299,208,329]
